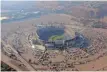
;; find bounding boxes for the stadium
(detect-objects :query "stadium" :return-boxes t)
[31,24,90,51]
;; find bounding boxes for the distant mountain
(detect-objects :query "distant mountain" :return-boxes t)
[1,1,107,19]
[71,2,107,19]
[1,1,37,11]
[1,1,83,11]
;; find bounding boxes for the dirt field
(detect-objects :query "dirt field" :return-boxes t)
[1,14,107,71]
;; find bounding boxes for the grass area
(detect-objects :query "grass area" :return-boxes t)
[49,34,64,41]
[1,62,16,71]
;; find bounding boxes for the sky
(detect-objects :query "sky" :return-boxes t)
[1,0,106,1]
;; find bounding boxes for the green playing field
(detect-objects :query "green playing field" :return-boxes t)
[49,34,64,41]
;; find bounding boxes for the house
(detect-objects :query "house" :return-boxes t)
[45,43,55,49]
[32,44,45,51]
[32,39,42,45]
[54,40,65,48]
